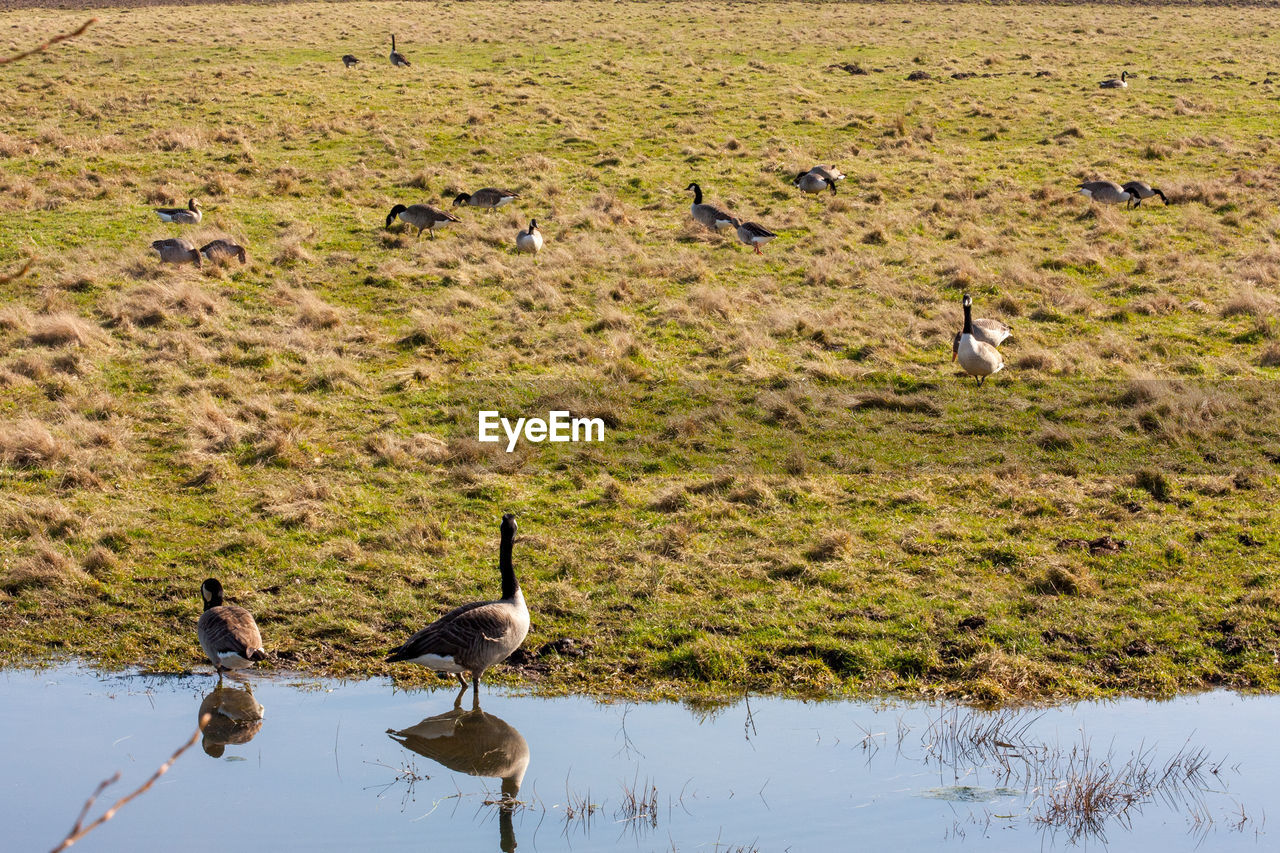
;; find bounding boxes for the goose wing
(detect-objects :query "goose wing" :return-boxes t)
[199,605,264,658]
[387,600,513,663]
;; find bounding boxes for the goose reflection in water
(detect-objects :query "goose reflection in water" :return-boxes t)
[387,701,529,852]
[198,680,265,758]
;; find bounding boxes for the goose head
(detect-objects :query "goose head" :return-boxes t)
[201,577,225,610]
[452,192,472,207]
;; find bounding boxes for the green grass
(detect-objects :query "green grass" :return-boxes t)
[1,2,1279,703]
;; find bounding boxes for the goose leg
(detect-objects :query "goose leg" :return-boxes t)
[454,672,468,690]
[452,682,467,708]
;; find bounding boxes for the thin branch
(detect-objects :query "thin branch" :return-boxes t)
[0,18,96,66]
[0,256,35,285]
[50,713,210,853]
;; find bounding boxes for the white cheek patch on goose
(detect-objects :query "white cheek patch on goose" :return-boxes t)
[409,653,467,673]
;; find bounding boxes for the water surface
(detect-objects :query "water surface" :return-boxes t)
[2,665,1274,851]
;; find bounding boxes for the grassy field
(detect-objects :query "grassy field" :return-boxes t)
[2,2,1280,703]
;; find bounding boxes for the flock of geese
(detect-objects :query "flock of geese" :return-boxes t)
[199,514,530,704]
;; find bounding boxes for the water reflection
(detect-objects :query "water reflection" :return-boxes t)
[387,700,529,852]
[198,679,265,758]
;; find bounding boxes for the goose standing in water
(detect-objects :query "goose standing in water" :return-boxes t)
[955,294,1004,385]
[197,578,267,673]
[386,203,461,238]
[1078,180,1137,206]
[685,182,735,231]
[1122,181,1167,207]
[390,35,410,67]
[154,198,202,225]
[387,514,530,704]
[515,219,543,254]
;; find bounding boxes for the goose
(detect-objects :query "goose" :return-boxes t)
[1078,180,1136,206]
[387,514,530,704]
[453,188,519,211]
[685,182,735,231]
[342,54,360,68]
[386,203,461,238]
[1100,70,1129,89]
[731,217,778,255]
[152,238,201,266]
[199,239,247,264]
[955,294,1004,385]
[952,316,1012,363]
[154,198,202,225]
[1122,181,1167,207]
[197,578,267,673]
[515,219,543,254]
[390,35,410,67]
[795,165,844,195]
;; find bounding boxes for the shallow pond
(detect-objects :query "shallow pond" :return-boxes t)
[2,665,1274,851]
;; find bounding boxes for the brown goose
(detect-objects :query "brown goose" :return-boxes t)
[390,35,410,67]
[453,188,519,211]
[342,54,360,68]
[387,514,530,703]
[955,293,1004,385]
[197,578,267,673]
[200,239,247,264]
[152,238,201,266]
[685,182,735,231]
[1122,181,1167,207]
[1078,180,1136,206]
[154,198,202,225]
[386,203,461,238]
[731,217,778,255]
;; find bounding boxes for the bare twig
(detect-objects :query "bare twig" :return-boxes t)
[0,256,35,285]
[50,713,210,853]
[0,19,96,66]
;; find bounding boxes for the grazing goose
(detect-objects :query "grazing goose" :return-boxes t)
[955,294,1004,386]
[685,182,735,231]
[453,188,519,211]
[1100,70,1129,89]
[390,34,410,67]
[515,219,543,254]
[197,578,267,673]
[795,165,845,195]
[152,238,201,266]
[387,514,530,704]
[154,198,202,225]
[952,316,1012,363]
[731,217,778,255]
[1122,181,1167,207]
[386,203,461,238]
[200,239,247,264]
[342,54,360,68]
[1078,180,1136,206]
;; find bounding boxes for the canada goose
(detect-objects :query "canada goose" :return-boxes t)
[732,217,778,255]
[1100,70,1129,89]
[197,578,267,673]
[794,165,844,195]
[515,219,543,254]
[952,317,1012,362]
[342,54,360,68]
[1078,180,1136,206]
[390,35,410,67]
[199,239,247,264]
[198,682,265,758]
[1122,181,1168,207]
[386,203,461,239]
[955,294,1004,385]
[154,198,202,225]
[453,188,519,211]
[387,514,530,703]
[152,238,201,266]
[685,182,736,231]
